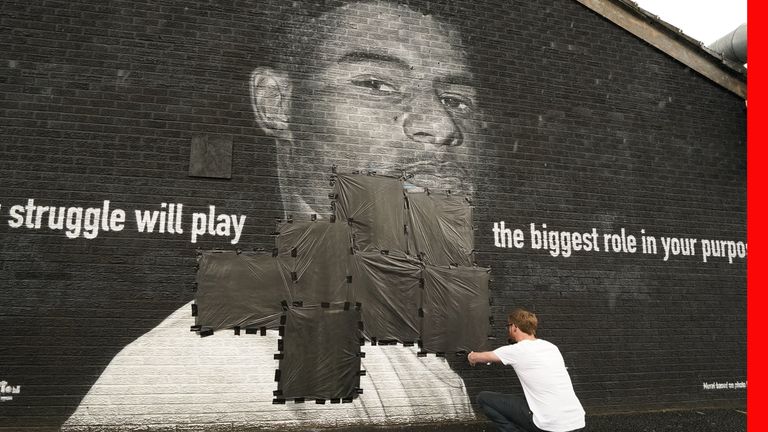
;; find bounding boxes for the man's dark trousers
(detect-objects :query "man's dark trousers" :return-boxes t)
[477,391,546,432]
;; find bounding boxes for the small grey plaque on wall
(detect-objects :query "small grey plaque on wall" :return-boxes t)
[189,134,233,179]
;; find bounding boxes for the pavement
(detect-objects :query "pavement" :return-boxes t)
[317,408,746,432]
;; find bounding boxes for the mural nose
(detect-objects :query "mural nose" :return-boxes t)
[402,95,463,147]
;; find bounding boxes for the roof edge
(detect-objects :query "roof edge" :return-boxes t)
[573,0,747,99]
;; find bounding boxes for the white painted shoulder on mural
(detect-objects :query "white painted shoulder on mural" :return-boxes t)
[62,302,474,430]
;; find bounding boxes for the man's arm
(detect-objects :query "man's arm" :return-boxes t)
[467,351,502,366]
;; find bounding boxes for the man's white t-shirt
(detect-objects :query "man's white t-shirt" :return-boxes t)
[493,339,585,432]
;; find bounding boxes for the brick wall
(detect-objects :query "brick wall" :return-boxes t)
[0,0,745,430]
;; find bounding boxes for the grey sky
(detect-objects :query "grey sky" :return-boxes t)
[633,0,747,45]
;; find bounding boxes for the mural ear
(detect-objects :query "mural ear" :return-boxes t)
[250,67,291,136]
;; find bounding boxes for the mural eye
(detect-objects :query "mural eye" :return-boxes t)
[440,93,474,115]
[351,76,398,94]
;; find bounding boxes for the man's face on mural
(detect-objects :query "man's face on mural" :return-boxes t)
[252,1,481,215]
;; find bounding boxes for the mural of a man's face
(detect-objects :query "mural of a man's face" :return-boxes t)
[251,0,481,216]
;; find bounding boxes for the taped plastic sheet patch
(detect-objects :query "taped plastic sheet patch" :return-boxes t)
[277,221,352,304]
[421,265,491,353]
[333,174,407,252]
[407,191,474,266]
[350,251,422,343]
[277,304,363,400]
[195,251,291,331]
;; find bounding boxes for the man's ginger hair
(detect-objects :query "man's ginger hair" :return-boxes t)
[509,308,538,336]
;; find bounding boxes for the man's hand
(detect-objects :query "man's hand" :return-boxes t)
[467,350,501,366]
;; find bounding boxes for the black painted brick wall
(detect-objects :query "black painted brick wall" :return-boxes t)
[0,0,745,429]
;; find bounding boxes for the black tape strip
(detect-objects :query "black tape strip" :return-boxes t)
[348,217,354,224]
[316,399,326,404]
[355,388,364,394]
[359,338,366,346]
[199,327,213,337]
[234,326,240,336]
[356,352,366,358]
[418,308,424,317]
[287,215,293,223]
[342,397,353,403]
[272,398,286,404]
[371,337,377,346]
[191,282,197,292]
[331,399,341,404]
[346,275,352,283]
[281,300,289,311]
[245,327,258,335]
[274,353,284,360]
[191,303,198,317]
[280,315,287,325]
[260,326,266,336]
[291,247,297,257]
[279,326,285,336]
[358,321,365,331]
[330,214,336,223]
[273,390,282,396]
[311,213,317,221]
[271,231,280,236]
[344,302,350,310]
[291,272,298,282]
[277,339,284,351]
[321,302,330,308]
[403,341,414,347]
[190,325,202,332]
[358,370,367,376]
[404,224,408,234]
[381,250,389,255]
[417,340,423,348]
[272,248,278,257]
[436,352,445,357]
[355,302,362,311]
[295,398,305,404]
[292,301,303,307]
[417,351,427,357]
[274,370,281,382]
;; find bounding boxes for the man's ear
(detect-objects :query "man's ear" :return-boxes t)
[250,67,291,136]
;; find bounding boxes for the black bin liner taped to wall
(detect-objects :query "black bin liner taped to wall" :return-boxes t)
[333,174,407,252]
[277,221,352,304]
[421,265,491,353]
[196,174,492,400]
[277,304,363,400]
[350,251,422,343]
[407,190,474,266]
[195,251,291,330]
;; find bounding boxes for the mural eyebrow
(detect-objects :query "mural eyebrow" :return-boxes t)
[337,51,410,70]
[438,73,476,87]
